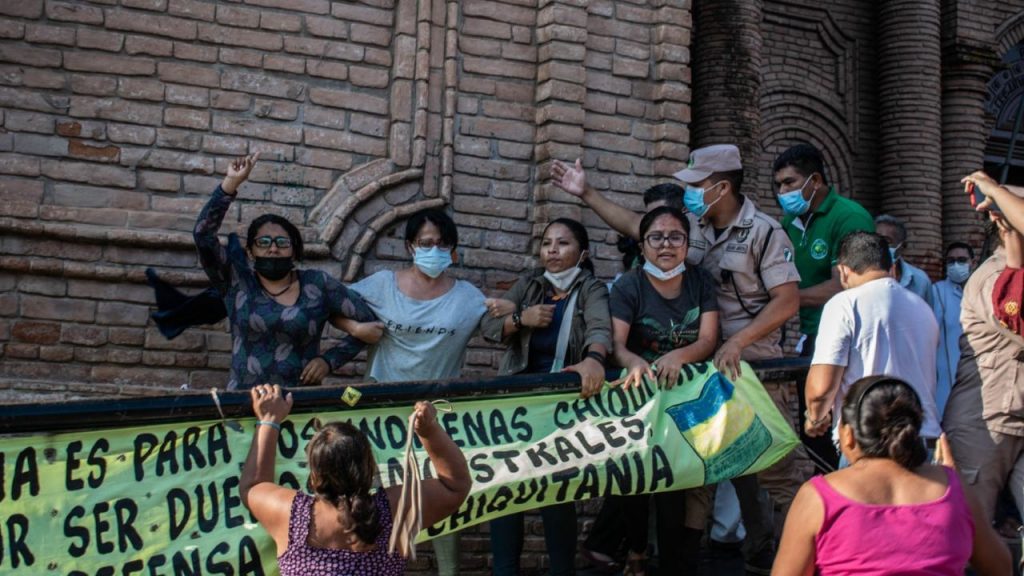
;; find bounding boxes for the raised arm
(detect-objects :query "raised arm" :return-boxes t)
[194,153,259,288]
[240,383,295,554]
[387,401,471,529]
[964,170,1024,235]
[552,158,644,240]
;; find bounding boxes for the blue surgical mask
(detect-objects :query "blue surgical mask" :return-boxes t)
[778,176,816,216]
[888,242,903,264]
[643,259,685,281]
[413,247,452,278]
[683,182,724,218]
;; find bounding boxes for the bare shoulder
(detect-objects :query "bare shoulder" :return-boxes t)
[787,479,826,530]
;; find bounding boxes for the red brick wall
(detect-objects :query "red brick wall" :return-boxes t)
[0,0,693,401]
[0,2,693,572]
[4,0,1024,573]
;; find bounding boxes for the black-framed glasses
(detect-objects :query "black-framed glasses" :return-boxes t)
[414,240,452,251]
[946,257,970,265]
[254,235,292,249]
[644,232,688,248]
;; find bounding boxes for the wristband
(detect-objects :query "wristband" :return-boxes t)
[257,421,281,431]
[512,312,522,329]
[804,411,829,426]
[586,350,606,367]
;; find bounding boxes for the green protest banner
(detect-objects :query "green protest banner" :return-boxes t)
[0,361,797,574]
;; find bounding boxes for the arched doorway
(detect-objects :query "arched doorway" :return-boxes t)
[984,42,1024,184]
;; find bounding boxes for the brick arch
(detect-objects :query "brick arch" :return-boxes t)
[996,10,1024,56]
[757,2,862,213]
[310,0,459,281]
[760,117,855,206]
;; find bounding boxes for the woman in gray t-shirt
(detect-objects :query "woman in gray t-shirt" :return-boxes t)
[347,208,485,576]
[348,208,486,383]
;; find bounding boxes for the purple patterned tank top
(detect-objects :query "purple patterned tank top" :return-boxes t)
[277,491,407,576]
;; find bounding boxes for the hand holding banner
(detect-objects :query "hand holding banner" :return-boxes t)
[0,361,797,574]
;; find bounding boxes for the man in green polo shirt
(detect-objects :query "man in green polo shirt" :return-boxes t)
[773,143,874,356]
[773,143,873,474]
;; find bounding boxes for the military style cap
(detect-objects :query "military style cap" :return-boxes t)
[673,144,743,183]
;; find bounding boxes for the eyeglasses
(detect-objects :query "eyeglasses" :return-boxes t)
[946,257,970,265]
[254,235,292,249]
[644,232,688,248]
[414,241,452,251]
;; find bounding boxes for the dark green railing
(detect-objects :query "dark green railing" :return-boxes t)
[0,358,810,434]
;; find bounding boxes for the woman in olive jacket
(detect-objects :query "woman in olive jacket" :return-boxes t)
[480,217,612,576]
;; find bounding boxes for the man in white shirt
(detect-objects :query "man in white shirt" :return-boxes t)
[804,231,940,450]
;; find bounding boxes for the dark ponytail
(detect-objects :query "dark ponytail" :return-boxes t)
[306,422,382,544]
[840,376,927,469]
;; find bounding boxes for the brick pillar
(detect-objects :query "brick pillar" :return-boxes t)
[691,0,762,190]
[941,46,993,252]
[534,0,588,230]
[878,0,943,274]
[651,0,692,177]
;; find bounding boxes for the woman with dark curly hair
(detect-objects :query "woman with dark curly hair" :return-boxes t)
[240,384,470,574]
[773,376,1009,576]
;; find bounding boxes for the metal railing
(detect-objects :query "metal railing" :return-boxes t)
[0,357,810,435]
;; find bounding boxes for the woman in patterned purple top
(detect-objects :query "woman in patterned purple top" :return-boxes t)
[241,384,472,575]
[194,153,383,389]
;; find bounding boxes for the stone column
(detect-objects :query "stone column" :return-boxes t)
[878,0,943,274]
[691,0,763,190]
[941,47,993,252]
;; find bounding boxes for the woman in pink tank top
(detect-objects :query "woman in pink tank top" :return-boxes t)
[238,384,472,575]
[773,376,1009,576]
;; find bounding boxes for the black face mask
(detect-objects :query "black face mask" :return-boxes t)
[253,256,294,280]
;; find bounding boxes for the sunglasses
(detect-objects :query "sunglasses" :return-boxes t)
[254,235,292,249]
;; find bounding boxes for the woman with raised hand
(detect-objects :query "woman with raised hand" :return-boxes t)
[584,205,719,576]
[772,376,1009,576]
[193,153,380,389]
[480,217,612,576]
[240,384,471,574]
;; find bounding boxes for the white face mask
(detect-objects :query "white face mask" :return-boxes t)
[544,252,586,292]
[947,262,970,285]
[643,259,685,281]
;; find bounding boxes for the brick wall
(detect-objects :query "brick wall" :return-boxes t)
[0,0,693,402]
[0,3,691,573]
[3,0,1024,571]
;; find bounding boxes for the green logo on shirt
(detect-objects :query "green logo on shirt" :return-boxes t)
[783,247,793,262]
[810,238,829,260]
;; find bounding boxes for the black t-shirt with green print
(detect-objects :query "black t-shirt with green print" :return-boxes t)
[610,265,719,363]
